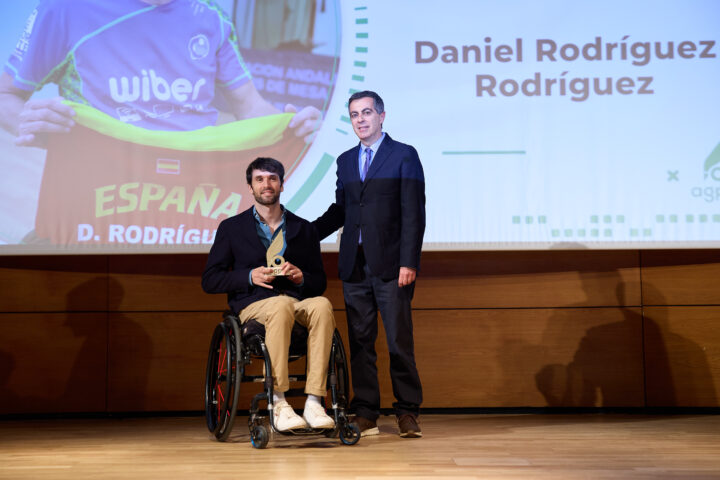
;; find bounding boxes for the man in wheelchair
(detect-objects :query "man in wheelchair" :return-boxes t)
[202,157,336,432]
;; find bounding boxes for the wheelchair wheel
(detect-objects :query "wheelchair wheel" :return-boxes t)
[339,422,361,445]
[332,330,350,407]
[205,319,242,441]
[250,424,269,449]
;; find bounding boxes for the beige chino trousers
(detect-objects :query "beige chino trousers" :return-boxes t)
[238,295,336,396]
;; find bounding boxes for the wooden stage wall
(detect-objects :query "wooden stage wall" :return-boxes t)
[1,250,719,414]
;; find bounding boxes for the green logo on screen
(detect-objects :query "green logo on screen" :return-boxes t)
[703,142,720,181]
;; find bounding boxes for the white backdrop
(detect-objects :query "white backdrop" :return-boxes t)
[1,0,719,253]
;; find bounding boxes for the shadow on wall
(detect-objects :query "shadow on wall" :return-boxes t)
[641,286,718,407]
[0,276,153,415]
[534,273,646,407]
[60,277,113,412]
[535,276,718,408]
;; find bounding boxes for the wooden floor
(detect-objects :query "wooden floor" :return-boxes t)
[1,414,719,479]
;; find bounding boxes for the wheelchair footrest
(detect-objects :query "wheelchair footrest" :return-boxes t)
[274,426,335,436]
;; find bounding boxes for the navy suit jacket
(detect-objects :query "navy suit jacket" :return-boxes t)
[314,134,426,281]
[202,207,326,313]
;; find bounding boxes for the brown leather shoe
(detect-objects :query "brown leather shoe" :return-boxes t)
[397,414,422,438]
[350,415,379,437]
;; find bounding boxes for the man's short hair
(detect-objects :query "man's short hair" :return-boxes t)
[349,90,384,115]
[246,157,285,185]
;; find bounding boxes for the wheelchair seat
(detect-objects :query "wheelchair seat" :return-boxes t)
[204,310,360,448]
[240,318,309,358]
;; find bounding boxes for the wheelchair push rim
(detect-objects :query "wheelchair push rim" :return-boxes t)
[204,319,242,441]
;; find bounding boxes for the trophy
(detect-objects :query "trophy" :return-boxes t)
[266,232,286,276]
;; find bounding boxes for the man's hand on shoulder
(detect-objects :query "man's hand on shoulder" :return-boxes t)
[398,267,416,287]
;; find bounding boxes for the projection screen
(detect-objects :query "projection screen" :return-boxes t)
[0,0,718,254]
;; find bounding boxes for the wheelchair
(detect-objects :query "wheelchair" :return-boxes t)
[204,310,361,448]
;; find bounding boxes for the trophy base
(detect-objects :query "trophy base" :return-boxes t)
[270,267,285,276]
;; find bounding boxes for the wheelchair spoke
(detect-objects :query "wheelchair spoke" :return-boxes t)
[218,345,227,375]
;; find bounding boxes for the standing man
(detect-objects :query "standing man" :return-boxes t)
[202,157,336,432]
[313,91,425,438]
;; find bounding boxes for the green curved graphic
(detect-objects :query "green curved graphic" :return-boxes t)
[286,153,335,211]
[286,0,343,211]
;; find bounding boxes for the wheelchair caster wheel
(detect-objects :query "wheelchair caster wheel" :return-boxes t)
[339,423,361,445]
[250,425,269,449]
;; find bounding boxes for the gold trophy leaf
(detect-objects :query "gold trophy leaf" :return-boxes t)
[266,232,286,275]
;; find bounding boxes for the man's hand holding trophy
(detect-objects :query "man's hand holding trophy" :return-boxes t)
[255,231,303,286]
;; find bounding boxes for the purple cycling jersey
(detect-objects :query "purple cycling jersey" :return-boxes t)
[5,0,252,130]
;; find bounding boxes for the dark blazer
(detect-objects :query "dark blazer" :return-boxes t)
[314,134,426,281]
[202,207,326,313]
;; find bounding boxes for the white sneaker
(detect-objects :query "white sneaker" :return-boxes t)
[303,401,335,429]
[273,400,307,431]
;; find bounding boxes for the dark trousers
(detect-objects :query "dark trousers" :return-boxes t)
[343,247,423,421]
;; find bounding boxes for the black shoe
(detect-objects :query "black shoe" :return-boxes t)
[397,414,422,438]
[350,415,380,437]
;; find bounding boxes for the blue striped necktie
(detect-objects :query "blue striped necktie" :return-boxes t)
[361,147,372,181]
